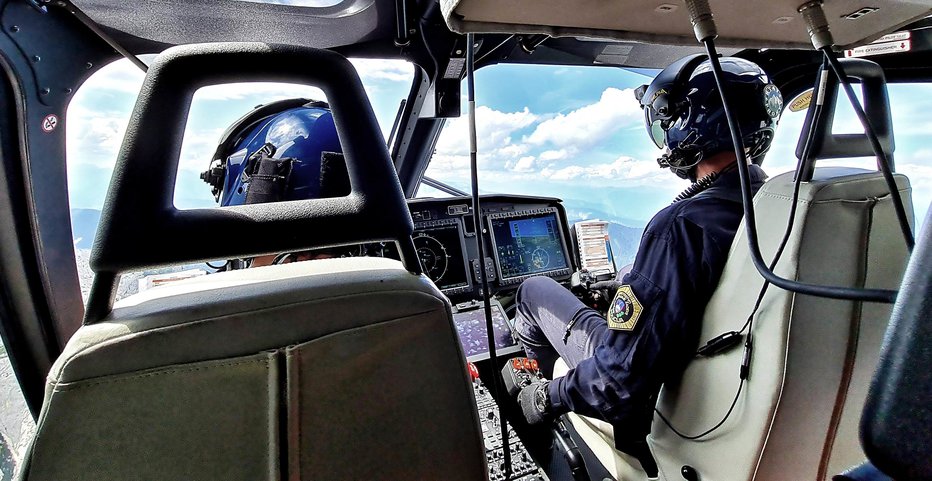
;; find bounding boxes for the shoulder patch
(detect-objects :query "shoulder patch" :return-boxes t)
[607,285,643,331]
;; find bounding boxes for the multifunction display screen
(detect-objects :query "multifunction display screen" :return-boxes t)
[451,303,517,360]
[413,222,469,291]
[489,210,569,281]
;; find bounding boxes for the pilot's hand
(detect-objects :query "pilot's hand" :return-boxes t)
[517,380,552,425]
[588,280,622,314]
[589,280,622,293]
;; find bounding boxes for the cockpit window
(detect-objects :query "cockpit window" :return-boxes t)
[423,64,689,269]
[424,65,932,269]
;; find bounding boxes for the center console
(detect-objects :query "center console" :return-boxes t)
[468,362,548,481]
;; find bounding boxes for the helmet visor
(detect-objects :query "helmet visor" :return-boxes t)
[649,119,666,149]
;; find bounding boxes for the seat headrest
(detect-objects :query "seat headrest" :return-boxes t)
[795,58,894,181]
[91,43,414,273]
[86,43,421,322]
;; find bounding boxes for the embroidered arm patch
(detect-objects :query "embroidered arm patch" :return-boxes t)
[607,285,643,331]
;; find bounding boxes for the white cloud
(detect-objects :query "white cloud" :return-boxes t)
[193,83,326,102]
[540,155,677,188]
[65,106,130,168]
[431,105,539,173]
[436,106,538,156]
[539,149,568,162]
[179,127,225,172]
[78,59,146,95]
[527,88,642,149]
[349,59,414,83]
[79,57,408,103]
[512,156,537,172]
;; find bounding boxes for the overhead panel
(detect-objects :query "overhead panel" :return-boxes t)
[440,0,932,49]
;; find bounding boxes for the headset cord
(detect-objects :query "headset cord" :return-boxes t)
[672,162,742,204]
[672,171,719,203]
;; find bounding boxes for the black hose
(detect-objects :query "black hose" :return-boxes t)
[703,40,897,304]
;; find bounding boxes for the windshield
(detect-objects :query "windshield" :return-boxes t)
[423,63,932,270]
[425,65,689,229]
[424,65,685,269]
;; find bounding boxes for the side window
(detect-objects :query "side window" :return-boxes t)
[424,64,682,272]
[768,83,932,234]
[0,347,34,479]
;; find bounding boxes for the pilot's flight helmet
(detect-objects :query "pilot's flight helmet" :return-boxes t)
[635,55,783,180]
[200,98,345,206]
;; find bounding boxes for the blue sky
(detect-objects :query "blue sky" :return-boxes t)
[67,56,931,233]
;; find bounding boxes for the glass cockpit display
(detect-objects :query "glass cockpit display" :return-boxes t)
[413,221,470,291]
[489,209,570,283]
[451,301,519,361]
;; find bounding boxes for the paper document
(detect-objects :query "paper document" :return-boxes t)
[575,220,616,278]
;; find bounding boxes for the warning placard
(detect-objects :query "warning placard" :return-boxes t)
[845,39,911,58]
[41,114,58,133]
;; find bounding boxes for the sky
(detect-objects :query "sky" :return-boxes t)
[67,55,931,235]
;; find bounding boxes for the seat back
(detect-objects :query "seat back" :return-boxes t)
[650,168,912,481]
[21,43,485,480]
[861,208,932,480]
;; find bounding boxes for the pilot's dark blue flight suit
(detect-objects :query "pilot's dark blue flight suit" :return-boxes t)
[513,164,766,449]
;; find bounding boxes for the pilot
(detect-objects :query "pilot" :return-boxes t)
[511,56,781,456]
[200,98,350,267]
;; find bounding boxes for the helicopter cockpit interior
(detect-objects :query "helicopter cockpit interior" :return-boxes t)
[0,0,931,480]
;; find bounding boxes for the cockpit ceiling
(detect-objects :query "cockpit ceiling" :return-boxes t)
[440,0,932,49]
[71,0,394,52]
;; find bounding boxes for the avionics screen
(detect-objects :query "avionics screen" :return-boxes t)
[413,223,469,291]
[489,211,569,280]
[452,304,518,360]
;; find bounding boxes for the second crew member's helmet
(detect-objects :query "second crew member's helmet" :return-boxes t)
[200,98,347,206]
[635,55,783,180]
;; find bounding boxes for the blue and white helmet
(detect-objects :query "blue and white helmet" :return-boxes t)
[635,56,783,180]
[201,98,345,206]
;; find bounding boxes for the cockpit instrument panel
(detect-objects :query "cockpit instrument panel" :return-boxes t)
[488,208,571,286]
[408,195,575,301]
[412,219,471,294]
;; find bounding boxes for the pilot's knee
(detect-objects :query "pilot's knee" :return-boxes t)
[517,276,561,304]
